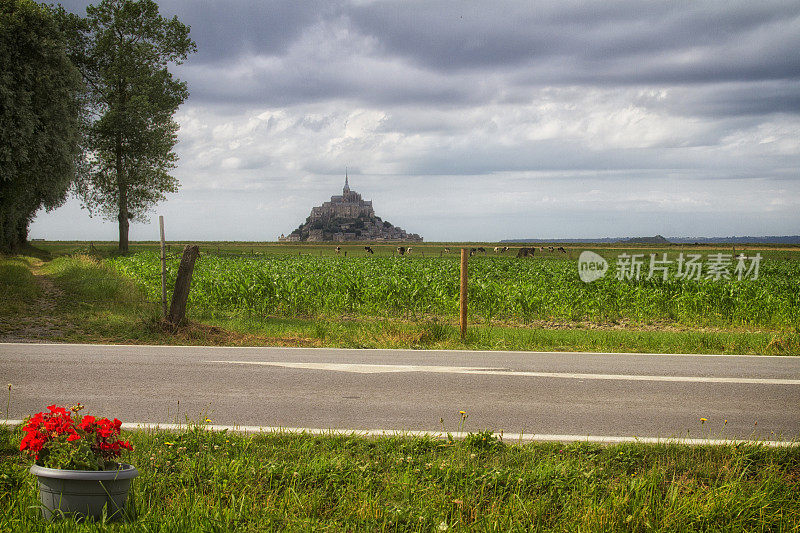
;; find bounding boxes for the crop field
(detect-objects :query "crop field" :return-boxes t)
[107,247,800,330]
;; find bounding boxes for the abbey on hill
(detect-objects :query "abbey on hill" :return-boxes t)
[279,176,423,242]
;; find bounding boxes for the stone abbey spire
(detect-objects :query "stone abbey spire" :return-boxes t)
[343,169,350,193]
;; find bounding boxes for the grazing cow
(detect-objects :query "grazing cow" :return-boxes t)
[397,246,406,256]
[477,247,486,254]
[407,247,413,254]
[364,246,374,254]
[443,247,451,254]
[540,246,545,252]
[516,247,535,258]
[548,246,554,252]
[335,246,341,254]
[557,246,567,253]
[469,248,477,256]
[494,247,501,254]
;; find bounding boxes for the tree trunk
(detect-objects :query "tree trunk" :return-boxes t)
[14,216,28,253]
[117,202,129,253]
[116,134,129,253]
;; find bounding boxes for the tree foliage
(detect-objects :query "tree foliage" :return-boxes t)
[0,0,83,253]
[70,0,195,252]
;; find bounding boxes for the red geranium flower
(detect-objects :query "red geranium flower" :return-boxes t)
[19,404,133,469]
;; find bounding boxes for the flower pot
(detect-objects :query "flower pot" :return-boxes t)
[30,463,138,521]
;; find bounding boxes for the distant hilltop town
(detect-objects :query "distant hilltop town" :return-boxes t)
[279,175,423,242]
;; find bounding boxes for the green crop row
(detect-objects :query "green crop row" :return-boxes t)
[106,252,800,328]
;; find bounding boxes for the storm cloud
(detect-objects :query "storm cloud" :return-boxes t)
[31,0,800,241]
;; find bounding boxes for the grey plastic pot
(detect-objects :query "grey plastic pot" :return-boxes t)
[30,463,138,521]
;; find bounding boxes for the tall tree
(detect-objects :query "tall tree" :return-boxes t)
[0,0,83,253]
[71,0,195,252]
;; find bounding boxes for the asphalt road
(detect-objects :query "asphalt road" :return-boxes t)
[2,343,798,442]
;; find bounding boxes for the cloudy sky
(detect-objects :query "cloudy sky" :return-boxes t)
[31,0,800,242]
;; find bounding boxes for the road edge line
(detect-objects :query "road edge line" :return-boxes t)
[0,342,790,358]
[2,419,795,447]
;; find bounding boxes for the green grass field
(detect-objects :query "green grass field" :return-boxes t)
[1,423,798,531]
[28,239,800,258]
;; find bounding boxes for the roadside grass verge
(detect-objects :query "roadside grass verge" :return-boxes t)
[41,255,147,309]
[1,424,798,530]
[37,255,163,343]
[2,253,797,354]
[201,313,799,355]
[0,256,40,319]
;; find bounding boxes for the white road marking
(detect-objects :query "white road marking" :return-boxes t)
[204,360,800,385]
[1,419,794,447]
[208,361,503,374]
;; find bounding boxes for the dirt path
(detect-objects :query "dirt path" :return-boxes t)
[0,261,71,343]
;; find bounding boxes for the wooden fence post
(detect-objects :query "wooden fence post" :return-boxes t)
[460,248,468,340]
[159,216,167,319]
[168,245,200,325]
